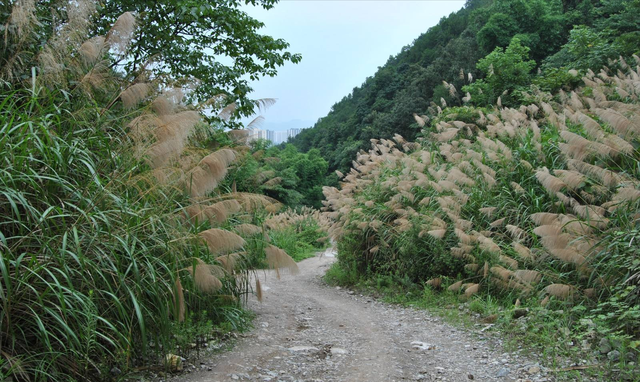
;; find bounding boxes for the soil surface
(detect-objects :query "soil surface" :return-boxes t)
[171,251,554,382]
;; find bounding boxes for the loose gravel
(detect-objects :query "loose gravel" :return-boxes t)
[168,253,558,382]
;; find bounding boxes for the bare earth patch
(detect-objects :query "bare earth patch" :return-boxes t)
[172,253,556,382]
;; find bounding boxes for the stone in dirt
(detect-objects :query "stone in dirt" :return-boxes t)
[607,350,621,362]
[330,347,348,355]
[411,341,436,350]
[599,338,612,354]
[288,346,319,352]
[165,255,557,382]
[496,367,509,377]
[513,309,528,319]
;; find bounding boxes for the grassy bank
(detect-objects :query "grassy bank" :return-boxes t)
[0,5,321,381]
[322,58,640,381]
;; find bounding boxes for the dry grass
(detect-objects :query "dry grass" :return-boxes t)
[265,245,300,277]
[187,200,242,224]
[234,223,262,236]
[186,149,237,196]
[199,228,246,254]
[183,258,223,293]
[120,83,150,109]
[545,284,576,300]
[321,58,640,307]
[256,278,263,302]
[105,11,136,53]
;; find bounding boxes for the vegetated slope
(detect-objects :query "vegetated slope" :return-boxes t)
[322,58,640,345]
[291,0,639,175]
[0,6,320,382]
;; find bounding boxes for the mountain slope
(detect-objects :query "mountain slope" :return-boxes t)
[291,0,638,174]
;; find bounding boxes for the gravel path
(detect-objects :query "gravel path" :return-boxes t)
[172,251,553,382]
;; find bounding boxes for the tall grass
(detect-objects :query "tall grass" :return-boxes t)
[265,207,330,261]
[323,58,640,335]
[0,3,309,380]
[0,73,189,380]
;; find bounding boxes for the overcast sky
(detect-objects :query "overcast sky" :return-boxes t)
[241,0,466,129]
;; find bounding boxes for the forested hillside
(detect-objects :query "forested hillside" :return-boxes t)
[292,0,640,175]
[2,0,639,380]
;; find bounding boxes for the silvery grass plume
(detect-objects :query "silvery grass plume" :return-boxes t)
[322,58,640,307]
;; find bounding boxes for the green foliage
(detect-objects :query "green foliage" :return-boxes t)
[544,1,640,70]
[292,2,485,173]
[477,37,536,88]
[0,76,236,381]
[438,106,489,125]
[269,216,326,262]
[223,143,328,208]
[475,0,566,62]
[321,57,640,374]
[93,0,301,119]
[547,26,622,70]
[589,226,640,334]
[239,207,328,270]
[324,258,359,287]
[532,67,583,93]
[476,12,518,53]
[0,2,307,381]
[464,37,536,107]
[291,0,635,174]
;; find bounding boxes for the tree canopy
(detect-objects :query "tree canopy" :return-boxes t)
[463,37,536,106]
[0,1,300,119]
[94,0,301,117]
[221,139,329,208]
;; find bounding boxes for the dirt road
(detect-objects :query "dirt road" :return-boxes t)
[173,251,549,382]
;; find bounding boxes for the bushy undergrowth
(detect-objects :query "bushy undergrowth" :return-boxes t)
[221,140,329,208]
[0,5,316,382]
[323,60,640,364]
[266,208,330,262]
[224,207,329,271]
[0,73,202,381]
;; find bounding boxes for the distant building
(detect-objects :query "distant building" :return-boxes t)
[246,128,267,141]
[275,131,287,144]
[246,127,305,145]
[287,128,302,140]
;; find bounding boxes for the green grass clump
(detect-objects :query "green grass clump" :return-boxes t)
[0,80,197,380]
[267,209,329,262]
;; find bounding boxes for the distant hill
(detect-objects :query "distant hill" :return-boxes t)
[290,0,638,173]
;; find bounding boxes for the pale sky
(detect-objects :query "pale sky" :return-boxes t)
[241,0,466,129]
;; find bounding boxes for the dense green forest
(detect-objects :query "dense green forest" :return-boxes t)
[221,139,329,209]
[292,0,640,177]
